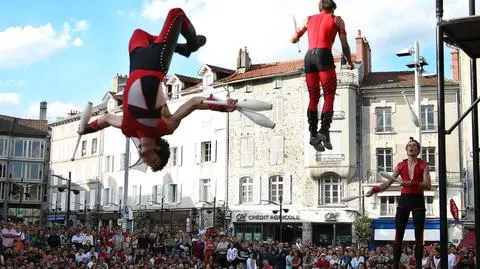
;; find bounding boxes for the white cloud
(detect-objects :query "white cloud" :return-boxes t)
[73,38,84,47]
[25,100,79,120]
[141,0,476,69]
[0,80,25,88]
[0,92,20,105]
[0,19,89,69]
[74,20,89,32]
[118,10,138,18]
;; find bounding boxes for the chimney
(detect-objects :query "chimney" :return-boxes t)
[355,30,372,76]
[236,46,252,73]
[451,49,459,81]
[112,73,128,93]
[39,101,47,120]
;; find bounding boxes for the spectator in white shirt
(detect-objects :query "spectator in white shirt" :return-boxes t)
[447,246,458,269]
[227,243,238,266]
[351,252,365,269]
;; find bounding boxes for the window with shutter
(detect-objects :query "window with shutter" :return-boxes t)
[270,136,284,165]
[240,138,254,167]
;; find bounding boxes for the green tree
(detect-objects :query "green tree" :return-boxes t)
[214,208,225,230]
[134,210,150,232]
[354,214,372,245]
[86,209,101,228]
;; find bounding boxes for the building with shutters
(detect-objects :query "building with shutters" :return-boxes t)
[0,103,50,224]
[217,31,371,244]
[360,68,463,244]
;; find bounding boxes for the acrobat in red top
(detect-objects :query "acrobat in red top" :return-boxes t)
[396,158,428,195]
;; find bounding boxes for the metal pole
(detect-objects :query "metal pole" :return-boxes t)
[468,0,480,264]
[160,197,164,228]
[54,206,57,226]
[18,178,24,219]
[170,210,173,235]
[279,195,283,243]
[213,196,216,228]
[414,41,422,145]
[66,172,72,227]
[436,22,448,269]
[123,137,130,231]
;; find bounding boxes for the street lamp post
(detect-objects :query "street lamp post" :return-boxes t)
[204,197,217,228]
[396,41,433,145]
[261,195,288,242]
[151,198,164,228]
[52,172,79,227]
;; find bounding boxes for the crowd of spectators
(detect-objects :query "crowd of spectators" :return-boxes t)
[0,222,476,269]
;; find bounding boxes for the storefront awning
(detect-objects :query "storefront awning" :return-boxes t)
[373,219,440,241]
[374,229,439,241]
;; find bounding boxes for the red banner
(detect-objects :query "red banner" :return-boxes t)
[450,199,459,221]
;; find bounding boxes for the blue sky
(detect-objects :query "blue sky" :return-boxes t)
[0,0,475,120]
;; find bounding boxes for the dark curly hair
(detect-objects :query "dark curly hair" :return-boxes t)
[319,0,337,11]
[150,138,170,172]
[406,137,421,151]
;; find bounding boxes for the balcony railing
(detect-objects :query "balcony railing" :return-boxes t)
[316,154,345,162]
[337,72,357,85]
[375,126,395,134]
[366,170,461,184]
[333,111,345,120]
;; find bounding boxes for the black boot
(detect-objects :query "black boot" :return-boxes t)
[318,111,334,150]
[414,245,424,269]
[393,243,402,269]
[175,23,206,57]
[307,110,324,152]
[174,35,206,57]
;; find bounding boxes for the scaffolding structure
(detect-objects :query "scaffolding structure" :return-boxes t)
[436,0,480,267]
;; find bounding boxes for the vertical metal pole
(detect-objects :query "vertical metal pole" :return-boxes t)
[468,0,480,263]
[66,172,71,227]
[170,210,173,235]
[213,196,216,228]
[18,177,24,218]
[279,195,283,243]
[123,137,130,231]
[54,205,57,226]
[414,41,422,145]
[436,20,448,269]
[160,197,164,228]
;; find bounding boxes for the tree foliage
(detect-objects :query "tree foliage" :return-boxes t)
[134,210,150,232]
[354,214,372,244]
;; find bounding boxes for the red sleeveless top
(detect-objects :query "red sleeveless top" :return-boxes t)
[396,159,428,195]
[307,12,339,50]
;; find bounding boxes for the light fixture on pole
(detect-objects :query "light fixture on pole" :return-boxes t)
[261,195,288,242]
[396,41,434,145]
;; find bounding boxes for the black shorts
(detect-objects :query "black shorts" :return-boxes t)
[304,48,335,73]
[398,194,426,210]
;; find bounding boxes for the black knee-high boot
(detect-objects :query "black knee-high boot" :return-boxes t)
[414,245,424,269]
[393,243,402,269]
[175,23,206,57]
[307,110,324,152]
[318,111,334,150]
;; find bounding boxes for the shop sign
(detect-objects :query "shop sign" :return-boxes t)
[235,212,301,222]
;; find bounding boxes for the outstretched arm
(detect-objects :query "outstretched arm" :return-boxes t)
[164,96,237,133]
[336,17,354,70]
[291,17,308,43]
[366,169,400,196]
[78,114,122,135]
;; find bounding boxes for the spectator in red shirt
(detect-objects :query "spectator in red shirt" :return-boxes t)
[316,253,330,269]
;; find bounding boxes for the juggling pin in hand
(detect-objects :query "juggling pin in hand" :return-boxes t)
[202,98,273,111]
[341,195,366,202]
[71,102,93,161]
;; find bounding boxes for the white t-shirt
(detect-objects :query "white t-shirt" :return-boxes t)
[447,253,457,269]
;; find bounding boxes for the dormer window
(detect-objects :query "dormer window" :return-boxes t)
[173,84,180,99]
